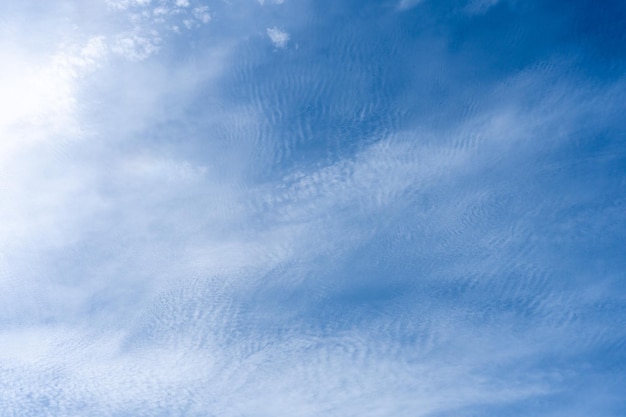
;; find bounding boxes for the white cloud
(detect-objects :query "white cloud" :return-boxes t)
[1,1,624,416]
[105,0,152,10]
[267,27,290,48]
[0,327,58,365]
[111,32,161,60]
[1,37,620,408]
[193,6,211,23]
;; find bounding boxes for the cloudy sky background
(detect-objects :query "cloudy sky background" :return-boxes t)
[1,0,625,415]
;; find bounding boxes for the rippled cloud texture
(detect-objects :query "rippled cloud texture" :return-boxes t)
[1,0,625,416]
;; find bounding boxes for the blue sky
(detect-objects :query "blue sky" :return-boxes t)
[1,0,625,416]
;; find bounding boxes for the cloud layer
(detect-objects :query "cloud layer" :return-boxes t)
[1,0,625,416]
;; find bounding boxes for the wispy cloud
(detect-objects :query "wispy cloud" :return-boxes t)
[1,0,625,415]
[267,27,290,48]
[258,0,286,5]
